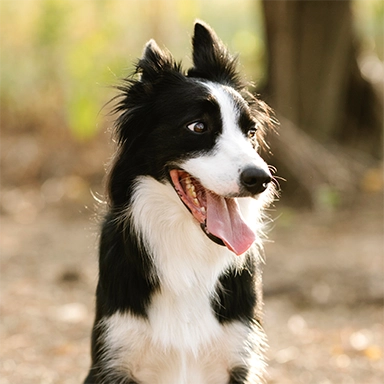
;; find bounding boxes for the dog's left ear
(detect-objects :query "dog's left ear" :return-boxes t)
[188,21,241,88]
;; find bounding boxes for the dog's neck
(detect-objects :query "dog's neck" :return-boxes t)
[127,176,240,293]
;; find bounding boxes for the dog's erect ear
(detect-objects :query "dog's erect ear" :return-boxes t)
[188,21,241,87]
[138,39,178,82]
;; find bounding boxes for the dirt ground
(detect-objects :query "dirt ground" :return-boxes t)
[0,188,383,384]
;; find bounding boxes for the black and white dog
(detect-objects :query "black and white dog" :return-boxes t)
[85,21,276,384]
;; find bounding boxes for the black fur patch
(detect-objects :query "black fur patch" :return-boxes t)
[212,253,260,324]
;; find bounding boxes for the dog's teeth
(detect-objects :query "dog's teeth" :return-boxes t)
[183,175,200,206]
[185,177,197,198]
[201,206,206,214]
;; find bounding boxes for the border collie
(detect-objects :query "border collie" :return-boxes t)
[84,21,276,384]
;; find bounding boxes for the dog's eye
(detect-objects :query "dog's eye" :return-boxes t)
[247,127,257,139]
[187,121,206,133]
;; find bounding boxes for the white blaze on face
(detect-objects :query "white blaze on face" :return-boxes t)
[172,82,272,255]
[182,82,269,197]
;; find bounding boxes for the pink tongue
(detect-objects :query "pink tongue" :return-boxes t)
[206,192,256,256]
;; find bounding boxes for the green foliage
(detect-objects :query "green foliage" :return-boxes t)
[353,0,384,60]
[314,185,341,212]
[35,0,69,48]
[0,0,382,141]
[0,0,265,141]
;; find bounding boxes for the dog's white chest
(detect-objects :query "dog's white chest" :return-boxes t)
[102,296,246,384]
[100,177,264,383]
[148,287,222,353]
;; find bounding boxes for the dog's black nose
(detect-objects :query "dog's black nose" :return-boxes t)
[240,166,272,195]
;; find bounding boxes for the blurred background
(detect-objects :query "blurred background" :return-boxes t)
[0,1,383,383]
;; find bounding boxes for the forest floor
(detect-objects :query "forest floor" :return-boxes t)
[0,188,383,384]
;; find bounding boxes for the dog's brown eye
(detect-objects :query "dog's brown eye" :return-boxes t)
[247,127,257,139]
[187,121,206,133]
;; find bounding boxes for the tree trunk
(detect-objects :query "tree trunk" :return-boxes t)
[261,0,382,205]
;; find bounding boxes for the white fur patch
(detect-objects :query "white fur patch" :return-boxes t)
[102,312,266,384]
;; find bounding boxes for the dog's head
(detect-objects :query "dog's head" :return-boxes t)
[109,21,276,255]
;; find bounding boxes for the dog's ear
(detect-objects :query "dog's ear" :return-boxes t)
[188,21,241,88]
[138,39,178,82]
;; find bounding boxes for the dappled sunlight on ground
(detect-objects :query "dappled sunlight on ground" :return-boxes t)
[0,190,382,383]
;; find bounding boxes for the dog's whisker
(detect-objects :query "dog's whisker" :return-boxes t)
[271,176,283,192]
[268,165,278,174]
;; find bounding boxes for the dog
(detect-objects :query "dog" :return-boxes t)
[84,21,276,384]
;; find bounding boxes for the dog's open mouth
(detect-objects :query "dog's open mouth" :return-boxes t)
[170,169,256,256]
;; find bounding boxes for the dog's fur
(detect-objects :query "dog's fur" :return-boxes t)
[84,21,276,384]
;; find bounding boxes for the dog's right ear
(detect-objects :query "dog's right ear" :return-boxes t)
[137,39,177,82]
